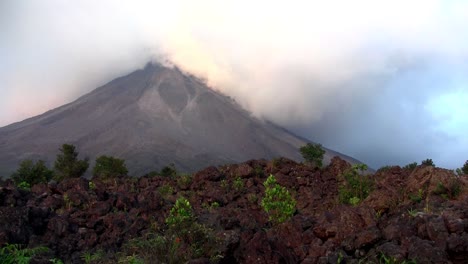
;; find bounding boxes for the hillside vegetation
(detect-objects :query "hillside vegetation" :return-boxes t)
[0,148,467,263]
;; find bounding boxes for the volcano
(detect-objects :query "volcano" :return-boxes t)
[0,63,359,176]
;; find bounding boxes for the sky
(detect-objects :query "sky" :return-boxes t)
[1,0,468,169]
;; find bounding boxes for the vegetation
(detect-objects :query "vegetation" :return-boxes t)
[118,197,220,263]
[54,144,89,181]
[233,177,244,192]
[300,143,326,168]
[165,197,194,229]
[461,160,468,175]
[403,162,418,170]
[92,155,128,180]
[160,163,177,177]
[0,244,49,264]
[433,180,462,199]
[421,158,435,166]
[11,159,53,187]
[82,249,105,264]
[261,174,296,224]
[338,164,373,205]
[409,189,424,203]
[377,165,392,172]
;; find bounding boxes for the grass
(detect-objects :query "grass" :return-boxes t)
[0,244,49,264]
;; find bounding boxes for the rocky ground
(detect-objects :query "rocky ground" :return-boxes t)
[0,157,467,263]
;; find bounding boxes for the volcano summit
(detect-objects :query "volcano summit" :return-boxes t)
[0,63,358,176]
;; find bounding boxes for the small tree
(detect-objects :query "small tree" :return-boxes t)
[54,144,89,181]
[261,174,296,224]
[300,143,326,168]
[403,162,418,170]
[93,155,128,179]
[461,160,468,175]
[11,159,53,187]
[421,159,435,166]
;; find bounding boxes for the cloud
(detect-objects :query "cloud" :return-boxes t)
[1,0,468,168]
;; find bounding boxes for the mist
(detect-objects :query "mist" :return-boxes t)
[1,0,468,169]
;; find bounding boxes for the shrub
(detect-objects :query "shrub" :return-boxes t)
[421,158,435,166]
[261,174,296,224]
[11,159,53,187]
[160,163,177,177]
[338,164,373,205]
[461,160,468,174]
[403,162,418,170]
[166,197,194,230]
[92,155,128,180]
[0,244,49,264]
[377,165,392,172]
[409,189,424,203]
[54,144,89,181]
[233,177,244,192]
[300,143,326,168]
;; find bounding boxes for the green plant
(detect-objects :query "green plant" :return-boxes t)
[54,144,89,181]
[247,193,258,204]
[233,177,244,192]
[349,197,360,206]
[11,159,53,187]
[377,165,392,172]
[338,164,373,205]
[403,162,418,170]
[409,189,424,203]
[92,155,128,179]
[88,181,96,190]
[210,201,220,209]
[448,179,462,198]
[0,244,49,264]
[220,179,229,190]
[118,254,145,264]
[158,184,174,197]
[177,173,192,189]
[378,252,417,264]
[421,158,434,166]
[461,160,468,174]
[300,143,326,168]
[63,193,72,209]
[254,165,264,176]
[17,181,31,191]
[261,174,296,224]
[160,163,177,177]
[82,249,104,264]
[166,197,194,229]
[407,208,418,217]
[433,182,447,195]
[49,258,64,264]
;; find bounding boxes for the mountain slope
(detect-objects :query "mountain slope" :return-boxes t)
[0,63,359,176]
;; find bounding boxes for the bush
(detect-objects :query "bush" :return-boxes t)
[117,197,220,262]
[461,160,468,174]
[338,164,373,205]
[92,155,128,179]
[300,143,326,168]
[160,163,177,177]
[54,144,89,181]
[0,244,49,264]
[166,197,194,230]
[11,160,53,187]
[261,174,296,224]
[403,162,418,170]
[421,159,435,166]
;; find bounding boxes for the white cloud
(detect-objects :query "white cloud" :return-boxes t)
[1,0,468,168]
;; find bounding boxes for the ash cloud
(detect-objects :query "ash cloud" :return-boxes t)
[1,0,468,168]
